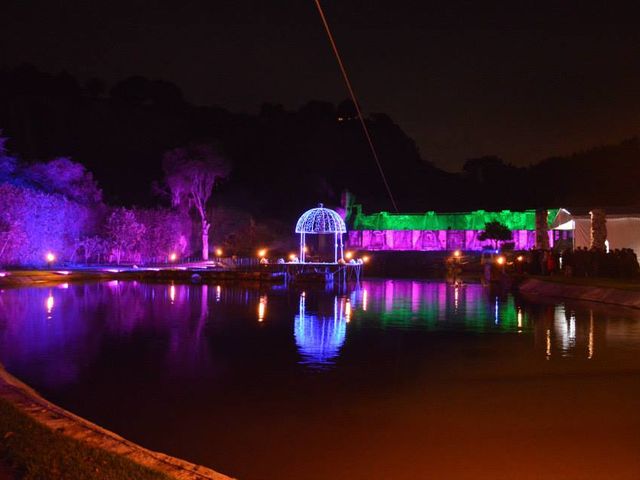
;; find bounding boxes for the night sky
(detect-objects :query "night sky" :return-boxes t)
[2,0,639,171]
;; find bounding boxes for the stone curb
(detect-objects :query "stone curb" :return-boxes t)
[518,278,640,309]
[0,364,234,480]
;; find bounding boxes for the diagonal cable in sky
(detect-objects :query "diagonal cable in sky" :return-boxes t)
[313,0,399,212]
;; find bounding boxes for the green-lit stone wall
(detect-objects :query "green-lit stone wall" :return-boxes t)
[350,207,559,231]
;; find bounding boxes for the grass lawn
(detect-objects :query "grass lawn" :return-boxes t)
[529,274,640,292]
[0,398,171,480]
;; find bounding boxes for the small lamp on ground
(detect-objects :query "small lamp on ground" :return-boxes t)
[169,252,177,262]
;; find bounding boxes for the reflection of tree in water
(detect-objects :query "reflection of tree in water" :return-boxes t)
[0,282,215,386]
[0,283,106,388]
[164,284,213,378]
[106,282,214,377]
[294,293,347,369]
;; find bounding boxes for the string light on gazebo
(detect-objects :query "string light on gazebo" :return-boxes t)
[295,204,346,263]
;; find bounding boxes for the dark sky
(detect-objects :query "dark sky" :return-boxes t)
[1,0,639,171]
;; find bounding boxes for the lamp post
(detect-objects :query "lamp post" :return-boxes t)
[46,252,55,269]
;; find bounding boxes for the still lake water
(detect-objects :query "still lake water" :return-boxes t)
[1,279,640,480]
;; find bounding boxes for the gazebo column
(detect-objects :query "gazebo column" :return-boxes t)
[300,232,306,263]
[339,233,344,261]
[334,232,338,263]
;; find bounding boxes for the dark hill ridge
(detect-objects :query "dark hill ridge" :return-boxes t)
[1,65,639,219]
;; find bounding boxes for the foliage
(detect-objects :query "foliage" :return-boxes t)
[478,221,512,249]
[22,157,103,203]
[163,144,230,260]
[0,183,91,265]
[75,235,108,263]
[133,207,190,263]
[105,208,146,264]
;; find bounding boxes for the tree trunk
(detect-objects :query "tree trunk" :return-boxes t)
[201,220,210,261]
[535,209,550,250]
[590,209,607,251]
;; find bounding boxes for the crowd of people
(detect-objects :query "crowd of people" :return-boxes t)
[526,248,639,279]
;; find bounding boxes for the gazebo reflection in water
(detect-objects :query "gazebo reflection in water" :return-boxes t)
[294,292,350,369]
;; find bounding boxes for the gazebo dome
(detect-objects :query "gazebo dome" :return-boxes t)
[295,204,346,234]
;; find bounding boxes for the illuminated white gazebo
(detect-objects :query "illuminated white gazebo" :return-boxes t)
[295,204,346,263]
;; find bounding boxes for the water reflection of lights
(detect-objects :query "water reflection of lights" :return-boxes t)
[517,308,523,331]
[362,289,368,311]
[294,293,347,369]
[588,311,594,359]
[454,286,459,310]
[545,329,552,360]
[169,284,176,303]
[258,295,267,322]
[345,298,351,323]
[216,285,221,302]
[45,293,54,318]
[554,305,576,355]
[494,297,499,325]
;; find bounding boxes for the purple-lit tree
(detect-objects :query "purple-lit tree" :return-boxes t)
[23,157,103,204]
[76,235,107,263]
[162,145,230,260]
[105,208,146,264]
[134,207,190,263]
[0,183,90,265]
[0,134,17,183]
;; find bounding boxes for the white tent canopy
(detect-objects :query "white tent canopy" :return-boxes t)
[551,209,640,254]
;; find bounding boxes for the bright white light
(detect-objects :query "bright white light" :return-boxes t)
[46,252,55,263]
[362,289,368,311]
[215,248,223,257]
[258,249,267,258]
[496,256,505,265]
[258,295,267,322]
[605,239,610,253]
[216,285,221,302]
[453,250,461,258]
[169,253,177,262]
[345,299,351,323]
[46,294,54,316]
[554,220,575,231]
[169,284,176,303]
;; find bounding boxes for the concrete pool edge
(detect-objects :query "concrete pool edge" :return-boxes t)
[0,364,235,480]
[519,278,640,308]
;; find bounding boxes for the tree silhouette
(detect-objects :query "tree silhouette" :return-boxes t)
[162,145,230,260]
[478,221,512,250]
